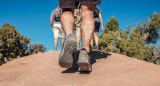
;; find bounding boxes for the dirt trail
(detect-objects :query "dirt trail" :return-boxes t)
[0,50,160,86]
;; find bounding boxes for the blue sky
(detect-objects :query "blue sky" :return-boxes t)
[0,0,160,51]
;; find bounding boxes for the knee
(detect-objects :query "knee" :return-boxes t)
[94,32,98,37]
[54,38,58,44]
[81,10,91,19]
[61,39,64,43]
[61,43,63,46]
[61,40,64,44]
[94,35,99,39]
[61,41,64,46]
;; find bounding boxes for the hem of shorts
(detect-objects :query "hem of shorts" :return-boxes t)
[58,37,65,39]
[94,27,100,32]
[95,21,101,24]
[75,27,81,30]
[80,1,101,5]
[54,36,65,39]
[59,5,77,8]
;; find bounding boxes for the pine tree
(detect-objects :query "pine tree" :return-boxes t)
[135,12,160,44]
[104,16,119,33]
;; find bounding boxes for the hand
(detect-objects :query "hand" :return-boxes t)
[100,26,103,32]
[51,27,54,31]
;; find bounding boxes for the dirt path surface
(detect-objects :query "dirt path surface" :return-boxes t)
[0,50,160,86]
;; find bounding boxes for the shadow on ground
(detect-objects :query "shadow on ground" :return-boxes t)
[62,50,111,74]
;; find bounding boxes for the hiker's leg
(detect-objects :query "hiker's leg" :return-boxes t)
[76,28,81,49]
[94,31,99,47]
[61,8,75,37]
[61,38,64,48]
[58,0,78,68]
[90,36,94,49]
[94,21,100,49]
[81,4,95,52]
[52,26,59,51]
[77,0,101,72]
[78,5,95,71]
[54,37,58,51]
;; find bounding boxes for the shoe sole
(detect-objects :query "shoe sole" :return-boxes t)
[59,35,77,68]
[78,58,92,72]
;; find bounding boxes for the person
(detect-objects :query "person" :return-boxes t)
[91,6,103,50]
[50,5,65,51]
[74,7,81,50]
[58,0,101,72]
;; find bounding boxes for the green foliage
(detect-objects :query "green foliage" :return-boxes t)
[135,12,160,44]
[0,53,2,64]
[100,30,147,60]
[29,43,46,54]
[99,31,118,52]
[154,45,160,65]
[99,29,128,52]
[124,32,146,60]
[0,23,47,65]
[145,45,156,62]
[99,16,121,52]
[104,16,119,33]
[99,13,160,64]
[0,23,30,63]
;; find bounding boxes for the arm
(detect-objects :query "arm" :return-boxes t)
[50,16,54,30]
[99,13,103,31]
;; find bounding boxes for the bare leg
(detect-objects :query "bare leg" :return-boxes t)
[61,9,75,37]
[54,37,58,51]
[59,8,77,68]
[81,4,95,52]
[76,29,81,49]
[90,34,94,49]
[61,38,64,48]
[94,31,99,47]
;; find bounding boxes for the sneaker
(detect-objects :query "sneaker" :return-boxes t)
[77,49,92,72]
[59,34,77,68]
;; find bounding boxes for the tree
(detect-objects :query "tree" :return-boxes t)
[0,23,30,63]
[99,17,126,52]
[124,32,146,60]
[154,45,160,65]
[29,43,46,54]
[104,16,119,33]
[99,13,160,65]
[135,12,160,44]
[99,16,147,61]
[99,31,118,52]
[0,53,3,65]
[99,29,128,53]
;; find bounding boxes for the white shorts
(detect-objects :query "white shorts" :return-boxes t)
[52,23,65,39]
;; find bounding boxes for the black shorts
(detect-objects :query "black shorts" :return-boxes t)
[59,0,101,8]
[94,21,100,32]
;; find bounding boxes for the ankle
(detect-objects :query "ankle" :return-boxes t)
[54,46,57,51]
[66,33,74,37]
[81,48,90,53]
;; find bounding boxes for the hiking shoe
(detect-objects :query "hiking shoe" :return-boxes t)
[77,49,92,72]
[59,34,77,68]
